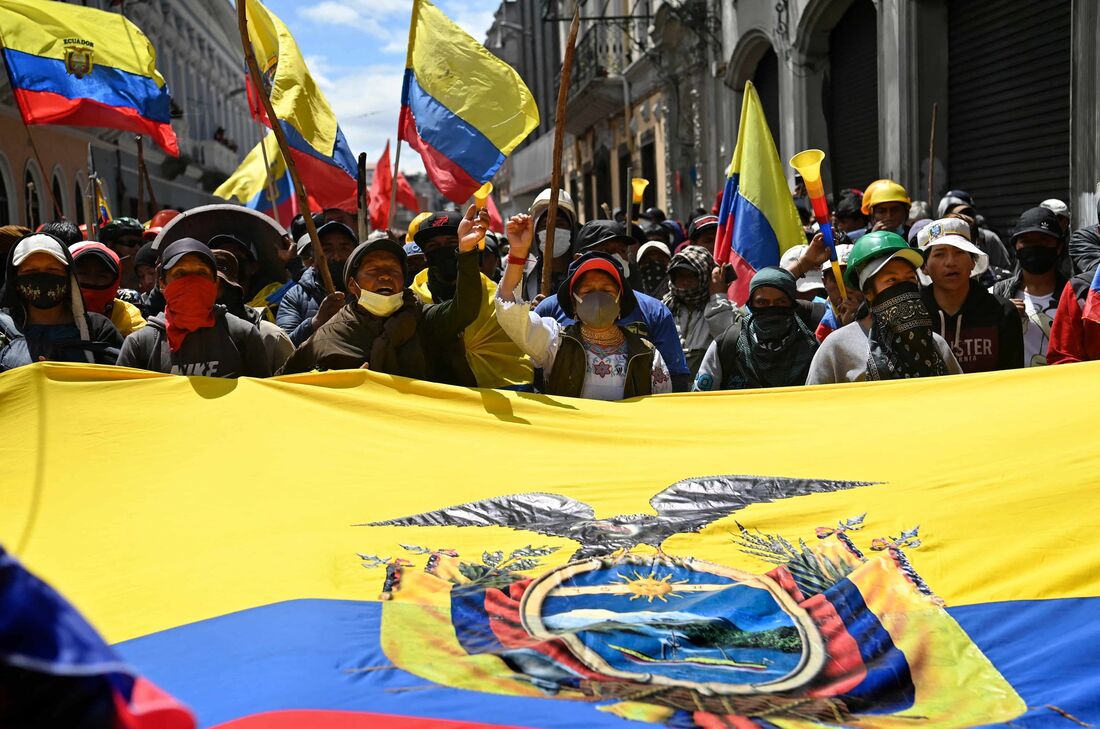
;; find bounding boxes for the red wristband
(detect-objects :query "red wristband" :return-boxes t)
[507,254,528,267]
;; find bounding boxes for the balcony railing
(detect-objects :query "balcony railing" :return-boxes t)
[569,24,626,97]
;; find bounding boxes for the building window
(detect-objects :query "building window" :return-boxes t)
[52,173,65,222]
[0,164,10,227]
[24,168,42,229]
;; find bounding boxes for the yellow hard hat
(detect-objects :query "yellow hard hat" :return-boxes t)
[406,211,433,243]
[861,179,910,215]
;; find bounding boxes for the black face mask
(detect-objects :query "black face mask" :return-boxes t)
[327,259,348,292]
[16,272,70,309]
[426,246,459,282]
[1016,246,1059,275]
[217,283,246,316]
[748,306,795,341]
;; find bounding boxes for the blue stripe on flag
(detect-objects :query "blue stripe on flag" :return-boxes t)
[2,49,170,123]
[402,69,506,183]
[731,191,784,269]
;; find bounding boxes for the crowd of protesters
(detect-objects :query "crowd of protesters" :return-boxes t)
[0,177,1097,401]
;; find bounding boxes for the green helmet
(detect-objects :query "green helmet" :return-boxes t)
[844,230,924,291]
[99,216,144,244]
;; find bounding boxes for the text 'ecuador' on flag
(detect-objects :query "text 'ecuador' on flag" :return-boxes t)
[400,0,539,204]
[214,133,297,227]
[243,0,356,209]
[714,81,804,304]
[3,361,1100,727]
[0,0,178,156]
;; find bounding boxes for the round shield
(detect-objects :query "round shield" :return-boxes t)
[519,556,824,695]
[151,204,290,287]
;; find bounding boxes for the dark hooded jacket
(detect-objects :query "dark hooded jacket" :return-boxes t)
[0,237,122,371]
[1068,200,1100,275]
[276,265,328,346]
[920,279,1023,373]
[278,250,481,382]
[116,305,271,378]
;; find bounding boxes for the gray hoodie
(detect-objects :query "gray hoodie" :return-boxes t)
[806,320,962,385]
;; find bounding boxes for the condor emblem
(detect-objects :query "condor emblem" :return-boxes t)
[64,38,95,79]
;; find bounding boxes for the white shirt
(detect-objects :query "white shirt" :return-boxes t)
[1017,289,1056,367]
[494,283,672,400]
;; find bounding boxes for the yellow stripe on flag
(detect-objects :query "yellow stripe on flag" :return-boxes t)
[409,0,539,156]
[0,0,167,83]
[214,133,285,204]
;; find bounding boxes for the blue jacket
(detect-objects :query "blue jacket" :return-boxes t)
[534,290,692,391]
[276,267,327,346]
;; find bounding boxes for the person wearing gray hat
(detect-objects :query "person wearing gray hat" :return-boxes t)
[278,208,485,382]
[0,233,123,371]
[275,221,358,347]
[116,238,271,378]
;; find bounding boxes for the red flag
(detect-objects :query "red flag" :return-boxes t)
[396,173,419,213]
[368,142,392,230]
[486,193,503,234]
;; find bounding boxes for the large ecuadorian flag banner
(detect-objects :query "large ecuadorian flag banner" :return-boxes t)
[400,0,539,204]
[2,361,1099,728]
[0,0,179,156]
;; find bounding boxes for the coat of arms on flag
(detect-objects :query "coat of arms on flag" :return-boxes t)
[63,39,94,79]
[364,475,1025,726]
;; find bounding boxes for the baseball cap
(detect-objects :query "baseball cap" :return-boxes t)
[403,242,423,257]
[857,249,925,291]
[212,249,242,289]
[835,192,864,219]
[1012,207,1062,242]
[1039,199,1069,220]
[134,242,159,269]
[556,251,637,320]
[208,233,257,262]
[317,220,357,243]
[637,240,671,262]
[574,220,634,252]
[12,233,69,267]
[412,211,462,246]
[907,219,932,247]
[936,189,974,218]
[917,217,989,276]
[779,244,825,293]
[161,238,216,272]
[344,236,407,284]
[686,214,718,241]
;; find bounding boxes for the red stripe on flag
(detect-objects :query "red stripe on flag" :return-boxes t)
[288,147,357,211]
[13,88,179,156]
[725,249,757,306]
[400,105,481,204]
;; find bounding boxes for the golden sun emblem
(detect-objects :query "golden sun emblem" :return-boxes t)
[612,570,690,602]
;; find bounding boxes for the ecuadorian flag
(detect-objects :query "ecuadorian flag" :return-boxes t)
[0,0,179,156]
[243,0,357,209]
[715,81,804,304]
[3,361,1100,728]
[400,0,539,204]
[215,134,297,227]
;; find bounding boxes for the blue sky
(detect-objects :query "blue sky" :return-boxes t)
[263,0,502,174]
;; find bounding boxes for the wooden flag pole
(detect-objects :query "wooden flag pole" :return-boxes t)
[541,6,581,297]
[257,133,282,224]
[926,102,938,208]
[357,152,369,239]
[387,141,402,230]
[237,1,335,294]
[136,136,147,221]
[139,136,159,212]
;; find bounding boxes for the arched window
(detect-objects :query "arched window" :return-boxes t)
[24,166,43,229]
[74,179,86,228]
[52,172,65,222]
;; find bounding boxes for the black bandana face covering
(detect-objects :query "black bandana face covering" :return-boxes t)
[737,305,818,388]
[866,281,949,380]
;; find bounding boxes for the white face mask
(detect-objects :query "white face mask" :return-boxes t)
[536,227,572,258]
[357,288,404,317]
[612,253,632,278]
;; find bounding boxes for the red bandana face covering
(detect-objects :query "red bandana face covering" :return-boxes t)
[80,284,119,317]
[163,276,217,352]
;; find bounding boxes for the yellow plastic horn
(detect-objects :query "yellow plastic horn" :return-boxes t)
[630,177,649,205]
[788,149,826,200]
[473,182,493,249]
[406,211,433,244]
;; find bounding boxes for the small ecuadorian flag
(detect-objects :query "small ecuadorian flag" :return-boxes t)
[0,0,179,156]
[714,81,804,304]
[399,0,539,204]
